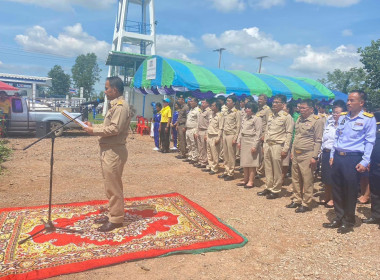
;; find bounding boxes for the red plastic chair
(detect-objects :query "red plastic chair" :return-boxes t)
[135,116,143,134]
[140,118,150,135]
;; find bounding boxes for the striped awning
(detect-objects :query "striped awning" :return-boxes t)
[131,55,335,100]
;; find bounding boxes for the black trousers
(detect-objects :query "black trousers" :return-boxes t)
[160,122,170,152]
[369,173,380,219]
[331,154,362,226]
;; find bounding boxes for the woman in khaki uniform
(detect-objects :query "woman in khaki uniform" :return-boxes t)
[237,102,262,188]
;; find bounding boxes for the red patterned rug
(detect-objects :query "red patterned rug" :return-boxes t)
[0,193,247,280]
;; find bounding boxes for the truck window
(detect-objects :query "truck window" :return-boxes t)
[12,98,23,113]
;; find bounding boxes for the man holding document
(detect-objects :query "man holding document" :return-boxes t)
[84,76,131,232]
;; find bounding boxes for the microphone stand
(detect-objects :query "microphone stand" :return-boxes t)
[19,114,84,245]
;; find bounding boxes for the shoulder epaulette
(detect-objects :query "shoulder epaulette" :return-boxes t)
[117,100,124,106]
[282,111,288,116]
[340,112,348,115]
[313,115,320,120]
[377,122,380,125]
[363,112,374,118]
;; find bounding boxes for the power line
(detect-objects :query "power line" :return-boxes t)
[213,48,226,69]
[256,55,268,73]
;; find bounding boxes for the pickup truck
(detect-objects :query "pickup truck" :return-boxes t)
[4,97,81,136]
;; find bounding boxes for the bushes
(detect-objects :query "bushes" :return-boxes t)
[0,140,12,174]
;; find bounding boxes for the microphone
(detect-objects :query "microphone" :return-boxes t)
[81,98,104,106]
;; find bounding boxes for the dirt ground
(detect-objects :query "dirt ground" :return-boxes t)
[1,131,380,280]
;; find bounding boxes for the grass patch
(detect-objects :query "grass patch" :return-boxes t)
[0,140,12,174]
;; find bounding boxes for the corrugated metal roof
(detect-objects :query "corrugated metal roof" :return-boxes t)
[0,73,51,82]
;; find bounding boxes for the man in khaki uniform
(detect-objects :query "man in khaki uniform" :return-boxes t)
[204,100,224,175]
[175,95,189,159]
[286,99,323,213]
[257,95,294,199]
[195,99,212,168]
[256,94,272,177]
[218,96,241,181]
[84,76,131,232]
[184,97,201,163]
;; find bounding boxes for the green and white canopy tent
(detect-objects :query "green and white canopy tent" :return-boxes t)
[131,55,336,101]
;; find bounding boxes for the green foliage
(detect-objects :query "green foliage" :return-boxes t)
[0,140,12,174]
[318,68,367,93]
[48,65,71,96]
[358,39,380,90]
[71,53,101,100]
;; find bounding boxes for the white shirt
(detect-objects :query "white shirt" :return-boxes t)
[321,116,337,150]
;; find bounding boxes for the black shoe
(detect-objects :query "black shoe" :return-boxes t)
[94,215,109,224]
[255,174,262,179]
[266,192,280,199]
[337,224,354,234]
[286,201,301,208]
[176,155,185,159]
[236,182,247,187]
[197,164,206,168]
[189,160,196,164]
[218,174,227,179]
[224,176,234,181]
[362,217,380,224]
[257,189,271,196]
[202,168,211,172]
[193,163,201,167]
[322,220,342,229]
[295,205,311,213]
[244,184,254,189]
[183,159,191,162]
[97,222,123,232]
[209,171,216,175]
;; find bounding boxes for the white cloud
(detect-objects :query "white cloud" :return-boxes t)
[206,0,246,12]
[342,29,353,36]
[295,0,361,7]
[290,45,362,75]
[156,34,201,64]
[4,0,114,11]
[15,24,110,61]
[249,0,286,9]
[202,27,301,59]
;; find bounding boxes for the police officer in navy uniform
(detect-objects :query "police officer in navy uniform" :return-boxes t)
[323,90,377,234]
[362,111,380,228]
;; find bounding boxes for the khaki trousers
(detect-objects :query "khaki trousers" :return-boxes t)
[100,145,128,224]
[197,129,208,165]
[223,133,236,176]
[257,142,265,175]
[178,124,187,156]
[186,128,198,161]
[207,134,220,172]
[291,151,315,207]
[264,143,283,193]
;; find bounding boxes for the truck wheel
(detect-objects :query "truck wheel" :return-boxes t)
[50,121,64,137]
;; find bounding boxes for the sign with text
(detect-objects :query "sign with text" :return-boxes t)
[146,58,156,80]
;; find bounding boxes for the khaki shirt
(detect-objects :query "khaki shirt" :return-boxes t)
[292,114,324,158]
[186,106,201,129]
[265,110,294,153]
[223,107,241,141]
[221,104,228,114]
[238,115,262,149]
[208,111,223,140]
[256,104,272,135]
[177,104,189,125]
[240,108,246,124]
[198,107,212,130]
[93,96,131,146]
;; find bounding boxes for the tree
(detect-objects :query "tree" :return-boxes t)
[71,53,101,100]
[47,65,71,96]
[318,67,367,93]
[358,39,380,90]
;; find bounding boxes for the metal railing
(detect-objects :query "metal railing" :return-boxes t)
[124,20,151,34]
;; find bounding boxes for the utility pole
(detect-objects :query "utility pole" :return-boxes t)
[256,56,268,73]
[213,48,226,68]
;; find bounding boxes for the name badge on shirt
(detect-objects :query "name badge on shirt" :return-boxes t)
[354,122,364,126]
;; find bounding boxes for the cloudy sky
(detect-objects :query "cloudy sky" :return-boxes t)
[0,0,379,92]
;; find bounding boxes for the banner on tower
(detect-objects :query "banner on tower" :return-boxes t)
[147,58,156,80]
